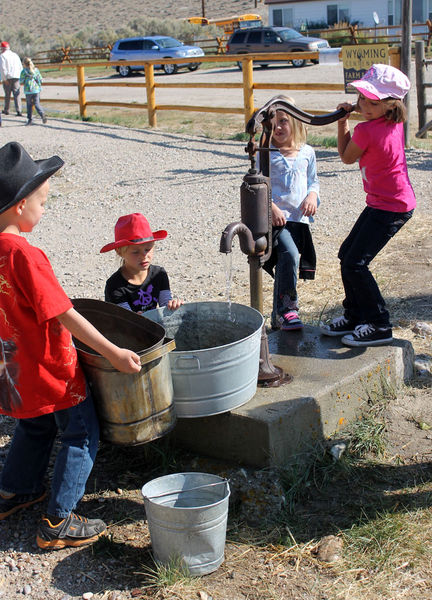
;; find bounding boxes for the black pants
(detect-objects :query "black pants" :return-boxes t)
[338,206,413,327]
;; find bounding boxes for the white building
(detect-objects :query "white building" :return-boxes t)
[264,0,432,28]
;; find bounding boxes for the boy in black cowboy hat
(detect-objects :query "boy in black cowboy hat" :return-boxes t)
[0,141,141,549]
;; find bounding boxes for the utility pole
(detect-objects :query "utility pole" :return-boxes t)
[400,0,412,145]
[202,0,205,18]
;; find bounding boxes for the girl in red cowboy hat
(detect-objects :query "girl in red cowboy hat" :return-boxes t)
[101,213,182,313]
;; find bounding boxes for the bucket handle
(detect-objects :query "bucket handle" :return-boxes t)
[143,479,229,501]
[140,338,176,366]
[174,355,201,370]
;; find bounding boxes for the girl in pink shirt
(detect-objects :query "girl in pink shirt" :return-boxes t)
[320,64,415,347]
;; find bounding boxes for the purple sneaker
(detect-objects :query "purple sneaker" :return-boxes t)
[278,311,303,331]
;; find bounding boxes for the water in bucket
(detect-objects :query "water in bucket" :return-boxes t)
[145,302,264,418]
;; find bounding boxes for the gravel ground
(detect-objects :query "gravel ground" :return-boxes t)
[0,114,430,600]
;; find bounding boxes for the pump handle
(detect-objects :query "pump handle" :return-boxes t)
[246,97,353,135]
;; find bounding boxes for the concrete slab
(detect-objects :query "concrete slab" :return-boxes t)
[172,325,414,467]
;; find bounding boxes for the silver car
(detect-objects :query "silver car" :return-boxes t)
[110,35,205,76]
[226,26,330,69]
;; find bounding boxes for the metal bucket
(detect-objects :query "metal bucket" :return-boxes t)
[145,302,264,418]
[72,298,176,445]
[142,472,230,576]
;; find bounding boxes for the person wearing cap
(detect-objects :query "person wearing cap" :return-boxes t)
[320,64,416,347]
[101,213,182,313]
[0,142,141,549]
[0,42,23,116]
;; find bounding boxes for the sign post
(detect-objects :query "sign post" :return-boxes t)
[400,0,412,145]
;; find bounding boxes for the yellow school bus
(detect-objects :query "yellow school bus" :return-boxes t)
[188,14,263,36]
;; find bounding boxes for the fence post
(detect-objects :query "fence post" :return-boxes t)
[76,65,87,119]
[349,25,358,45]
[415,40,426,137]
[144,63,156,127]
[242,58,255,127]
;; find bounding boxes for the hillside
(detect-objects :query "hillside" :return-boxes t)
[1,0,268,43]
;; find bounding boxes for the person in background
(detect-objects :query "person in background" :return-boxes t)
[101,213,182,313]
[320,64,415,347]
[20,57,47,125]
[262,95,320,331]
[0,142,141,549]
[0,41,22,116]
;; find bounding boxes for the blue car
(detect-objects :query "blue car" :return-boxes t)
[109,35,205,76]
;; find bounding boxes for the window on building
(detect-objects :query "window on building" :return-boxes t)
[429,0,432,20]
[339,7,350,23]
[272,8,293,27]
[412,0,423,22]
[326,4,349,25]
[327,5,338,25]
[395,0,401,24]
[388,0,394,25]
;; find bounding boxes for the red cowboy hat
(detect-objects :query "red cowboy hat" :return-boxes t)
[100,213,167,253]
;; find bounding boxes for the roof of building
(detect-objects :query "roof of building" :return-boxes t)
[264,0,323,4]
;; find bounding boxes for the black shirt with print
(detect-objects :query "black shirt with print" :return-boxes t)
[104,265,170,313]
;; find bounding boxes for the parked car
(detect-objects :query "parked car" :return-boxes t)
[109,36,205,76]
[226,26,330,69]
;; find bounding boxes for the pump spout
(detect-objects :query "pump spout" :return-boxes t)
[220,222,259,256]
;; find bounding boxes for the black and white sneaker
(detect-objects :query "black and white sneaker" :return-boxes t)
[341,324,393,347]
[320,315,357,336]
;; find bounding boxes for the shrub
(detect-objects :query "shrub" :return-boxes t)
[5,18,209,57]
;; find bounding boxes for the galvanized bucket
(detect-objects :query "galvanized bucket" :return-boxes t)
[145,302,264,418]
[72,299,176,446]
[142,472,230,576]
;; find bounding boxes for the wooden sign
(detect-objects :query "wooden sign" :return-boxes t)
[342,44,389,93]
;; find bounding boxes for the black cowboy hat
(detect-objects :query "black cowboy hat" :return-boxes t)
[0,142,64,215]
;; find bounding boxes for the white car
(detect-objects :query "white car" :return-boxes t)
[110,35,205,76]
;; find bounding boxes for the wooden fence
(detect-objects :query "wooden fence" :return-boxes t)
[32,46,112,65]
[31,37,226,66]
[306,21,432,48]
[35,51,403,128]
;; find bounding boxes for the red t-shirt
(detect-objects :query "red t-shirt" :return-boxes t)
[0,233,86,419]
[352,117,416,212]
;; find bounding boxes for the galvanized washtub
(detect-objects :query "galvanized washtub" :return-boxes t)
[145,302,264,418]
[72,299,176,445]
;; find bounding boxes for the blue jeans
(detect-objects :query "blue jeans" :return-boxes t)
[272,226,300,322]
[0,392,100,518]
[339,206,413,327]
[25,93,45,121]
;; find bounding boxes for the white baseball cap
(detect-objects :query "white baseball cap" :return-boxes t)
[349,64,410,100]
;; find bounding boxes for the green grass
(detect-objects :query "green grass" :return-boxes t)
[343,508,429,571]
[307,134,337,148]
[343,414,387,458]
[138,557,195,589]
[46,104,432,150]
